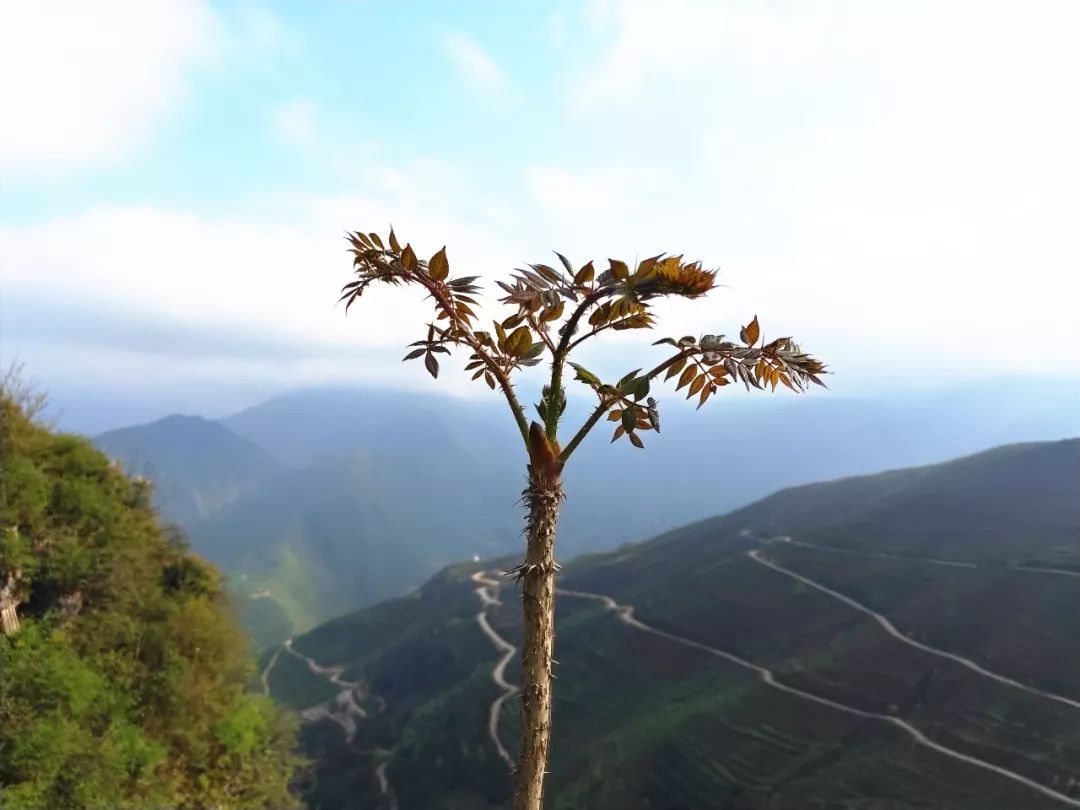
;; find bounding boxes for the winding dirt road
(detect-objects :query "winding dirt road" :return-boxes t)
[748,531,1080,578]
[471,570,519,770]
[555,585,1080,808]
[747,547,1080,711]
[471,568,1080,805]
[280,639,371,742]
[262,639,396,807]
[260,646,283,696]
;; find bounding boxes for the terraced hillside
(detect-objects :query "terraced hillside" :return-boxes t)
[266,439,1080,809]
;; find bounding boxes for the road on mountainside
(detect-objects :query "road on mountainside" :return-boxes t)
[261,638,397,807]
[746,530,1080,578]
[554,584,1080,808]
[746,546,1080,711]
[470,564,1080,806]
[261,646,283,696]
[471,570,519,770]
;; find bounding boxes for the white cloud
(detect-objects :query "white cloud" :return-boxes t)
[0,179,529,398]
[444,32,508,90]
[0,0,219,177]
[538,0,1080,382]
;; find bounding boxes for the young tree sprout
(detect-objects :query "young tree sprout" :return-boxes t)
[339,229,827,810]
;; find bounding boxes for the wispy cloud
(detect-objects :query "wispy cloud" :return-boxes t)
[443,32,508,90]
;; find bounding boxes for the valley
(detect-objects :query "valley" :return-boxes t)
[263,438,1080,809]
[93,385,1080,652]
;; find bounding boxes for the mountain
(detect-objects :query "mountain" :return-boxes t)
[188,445,520,642]
[0,394,301,809]
[265,438,1080,809]
[96,381,1080,650]
[94,414,281,526]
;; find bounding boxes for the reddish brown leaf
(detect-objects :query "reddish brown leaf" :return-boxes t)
[429,247,449,281]
[401,244,418,272]
[665,357,687,381]
[740,315,760,346]
[676,366,696,390]
[687,373,705,398]
[424,353,439,378]
[574,261,595,285]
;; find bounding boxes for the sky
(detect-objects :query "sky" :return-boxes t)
[2,1,1079,431]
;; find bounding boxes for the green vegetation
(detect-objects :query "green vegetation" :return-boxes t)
[0,391,303,809]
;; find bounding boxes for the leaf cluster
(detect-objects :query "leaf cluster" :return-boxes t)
[340,228,826,460]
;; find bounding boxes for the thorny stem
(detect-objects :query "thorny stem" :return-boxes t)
[546,291,603,440]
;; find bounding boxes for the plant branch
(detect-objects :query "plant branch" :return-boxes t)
[429,283,530,447]
[546,291,604,440]
[558,349,691,464]
[526,312,557,355]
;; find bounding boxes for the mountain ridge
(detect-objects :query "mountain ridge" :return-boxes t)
[267,437,1080,809]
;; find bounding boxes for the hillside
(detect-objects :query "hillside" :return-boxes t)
[188,447,520,642]
[0,393,301,809]
[266,438,1080,809]
[94,414,281,526]
[98,384,1080,650]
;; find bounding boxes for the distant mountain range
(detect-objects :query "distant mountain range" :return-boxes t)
[95,414,281,525]
[93,380,1080,649]
[267,438,1080,809]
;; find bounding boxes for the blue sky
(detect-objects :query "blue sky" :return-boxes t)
[2,1,1079,431]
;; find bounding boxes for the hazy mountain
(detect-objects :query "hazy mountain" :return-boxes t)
[267,439,1080,809]
[95,380,1080,648]
[94,414,282,525]
[188,444,520,637]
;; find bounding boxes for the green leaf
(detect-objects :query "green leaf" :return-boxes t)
[621,409,636,432]
[569,362,602,388]
[609,259,630,281]
[633,378,650,401]
[574,261,595,285]
[508,326,532,356]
